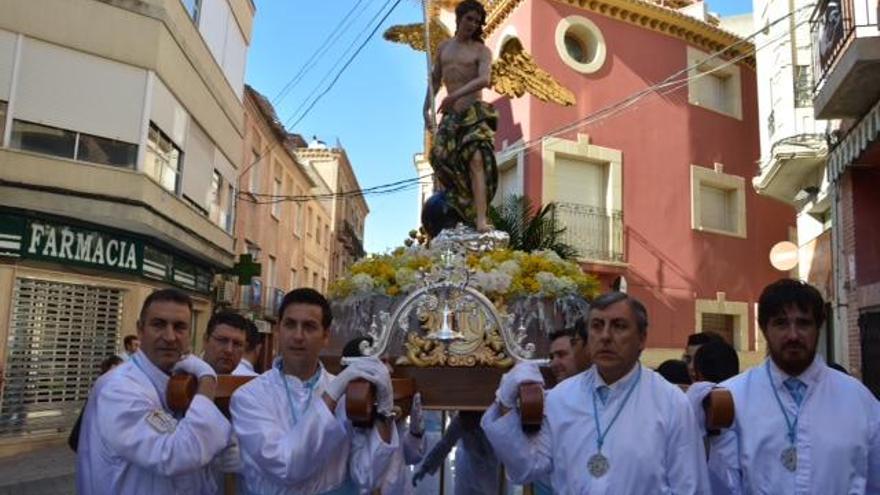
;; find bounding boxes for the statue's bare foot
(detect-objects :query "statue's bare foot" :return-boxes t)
[475,221,494,233]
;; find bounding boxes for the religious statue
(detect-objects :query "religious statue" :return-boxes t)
[384,0,576,235]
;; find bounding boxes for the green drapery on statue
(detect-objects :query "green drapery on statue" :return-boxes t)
[429,100,499,226]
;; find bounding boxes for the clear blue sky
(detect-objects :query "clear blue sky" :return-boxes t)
[245,0,753,255]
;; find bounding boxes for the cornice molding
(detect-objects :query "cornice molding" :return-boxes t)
[484,0,755,68]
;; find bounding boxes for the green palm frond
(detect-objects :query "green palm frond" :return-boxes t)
[489,195,579,260]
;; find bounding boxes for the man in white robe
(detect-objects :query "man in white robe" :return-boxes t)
[231,288,398,494]
[709,279,880,494]
[233,317,262,377]
[76,289,231,495]
[482,291,709,495]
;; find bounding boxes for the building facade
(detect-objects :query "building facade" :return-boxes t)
[294,145,369,284]
[809,0,880,395]
[750,0,840,360]
[232,86,332,328]
[470,0,796,366]
[0,0,252,453]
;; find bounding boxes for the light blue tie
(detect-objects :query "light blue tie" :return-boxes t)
[597,385,610,405]
[783,378,806,407]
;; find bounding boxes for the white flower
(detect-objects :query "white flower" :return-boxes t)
[535,271,574,296]
[350,273,375,295]
[396,267,418,292]
[472,270,513,294]
[498,260,520,276]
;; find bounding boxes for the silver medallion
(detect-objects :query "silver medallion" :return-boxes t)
[587,453,610,478]
[780,446,797,472]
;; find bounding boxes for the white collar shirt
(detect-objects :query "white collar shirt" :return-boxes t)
[482,363,709,495]
[708,356,880,494]
[232,359,258,377]
[230,363,399,495]
[75,351,232,495]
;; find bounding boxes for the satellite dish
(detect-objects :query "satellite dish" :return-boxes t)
[769,241,799,271]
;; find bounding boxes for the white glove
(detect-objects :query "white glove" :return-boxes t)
[496,362,544,409]
[216,434,243,473]
[409,392,424,435]
[354,357,394,417]
[172,354,216,380]
[325,356,388,402]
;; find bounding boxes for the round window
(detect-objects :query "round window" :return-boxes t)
[555,16,606,74]
[564,33,588,63]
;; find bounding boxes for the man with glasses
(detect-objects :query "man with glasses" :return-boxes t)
[202,312,252,375]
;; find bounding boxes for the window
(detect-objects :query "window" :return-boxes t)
[700,183,735,232]
[77,133,137,167]
[290,269,297,290]
[316,220,322,245]
[794,65,812,108]
[11,120,76,159]
[295,190,304,236]
[554,16,606,74]
[267,255,276,289]
[271,178,282,219]
[306,207,313,236]
[248,150,261,194]
[324,225,330,250]
[312,272,319,289]
[695,296,749,351]
[0,101,7,146]
[144,123,182,193]
[180,0,201,22]
[245,241,260,262]
[701,313,735,346]
[564,34,588,63]
[225,183,235,233]
[691,164,747,238]
[210,170,222,206]
[687,47,743,120]
[10,120,136,168]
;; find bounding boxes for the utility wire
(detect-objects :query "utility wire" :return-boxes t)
[286,0,404,129]
[272,0,371,106]
[239,3,810,202]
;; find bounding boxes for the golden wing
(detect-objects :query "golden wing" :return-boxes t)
[383,18,452,57]
[491,42,576,106]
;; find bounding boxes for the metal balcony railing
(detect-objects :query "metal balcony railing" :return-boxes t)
[811,0,879,91]
[554,202,625,263]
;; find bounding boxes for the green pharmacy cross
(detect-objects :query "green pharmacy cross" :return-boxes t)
[232,254,261,285]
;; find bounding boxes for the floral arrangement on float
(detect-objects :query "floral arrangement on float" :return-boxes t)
[330,246,600,302]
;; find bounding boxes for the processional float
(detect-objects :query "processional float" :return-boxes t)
[167,3,734,490]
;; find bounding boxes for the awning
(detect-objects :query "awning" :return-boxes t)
[828,97,880,182]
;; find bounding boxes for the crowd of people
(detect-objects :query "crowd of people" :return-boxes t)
[67,276,879,494]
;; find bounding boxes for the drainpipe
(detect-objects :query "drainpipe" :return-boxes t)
[830,177,850,369]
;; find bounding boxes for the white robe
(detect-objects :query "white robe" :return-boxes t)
[381,422,426,495]
[230,365,399,495]
[232,359,258,377]
[76,351,232,495]
[481,364,709,495]
[708,357,880,494]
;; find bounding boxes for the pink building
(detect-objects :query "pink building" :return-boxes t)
[476,0,796,365]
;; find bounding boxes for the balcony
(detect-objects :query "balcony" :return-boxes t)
[811,0,880,119]
[753,134,828,205]
[554,203,625,264]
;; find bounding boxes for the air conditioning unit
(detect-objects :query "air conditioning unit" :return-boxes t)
[216,281,236,304]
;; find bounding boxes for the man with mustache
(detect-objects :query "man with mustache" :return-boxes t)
[76,289,231,494]
[481,291,709,494]
[709,279,880,494]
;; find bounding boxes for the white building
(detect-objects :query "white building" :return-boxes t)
[0,0,252,454]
